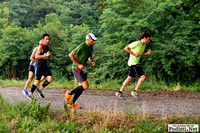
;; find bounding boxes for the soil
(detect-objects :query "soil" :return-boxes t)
[0,87,199,117]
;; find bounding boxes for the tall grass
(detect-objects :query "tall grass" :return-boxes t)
[0,93,199,132]
[0,77,199,92]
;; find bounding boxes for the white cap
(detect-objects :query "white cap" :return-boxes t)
[86,33,98,41]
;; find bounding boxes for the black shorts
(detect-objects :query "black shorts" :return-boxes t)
[72,68,87,83]
[35,67,52,80]
[128,64,145,77]
[29,65,35,73]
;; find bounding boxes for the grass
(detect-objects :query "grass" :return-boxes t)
[0,78,199,132]
[0,77,199,92]
[0,94,199,132]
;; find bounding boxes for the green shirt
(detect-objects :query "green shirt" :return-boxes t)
[72,43,93,69]
[128,41,146,66]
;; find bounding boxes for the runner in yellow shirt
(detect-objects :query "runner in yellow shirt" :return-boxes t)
[116,33,151,99]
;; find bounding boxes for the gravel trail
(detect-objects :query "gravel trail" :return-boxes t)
[0,87,199,117]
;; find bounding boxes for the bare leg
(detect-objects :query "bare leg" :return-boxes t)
[39,75,53,90]
[24,71,34,90]
[81,80,89,90]
[69,80,88,106]
[29,80,40,95]
[120,76,133,92]
[135,74,146,91]
[40,76,46,83]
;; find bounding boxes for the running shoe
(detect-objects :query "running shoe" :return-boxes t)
[36,88,44,98]
[64,90,71,104]
[34,88,38,94]
[27,95,36,101]
[23,90,29,96]
[131,91,140,99]
[115,92,125,100]
[68,103,81,109]
[27,95,33,100]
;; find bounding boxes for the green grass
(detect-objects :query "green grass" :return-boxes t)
[0,94,199,132]
[0,77,199,92]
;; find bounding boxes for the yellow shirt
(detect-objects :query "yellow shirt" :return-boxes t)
[128,41,146,66]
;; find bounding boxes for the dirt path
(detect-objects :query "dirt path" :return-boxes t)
[0,87,199,117]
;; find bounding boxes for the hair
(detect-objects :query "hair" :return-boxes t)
[141,33,151,39]
[42,33,49,39]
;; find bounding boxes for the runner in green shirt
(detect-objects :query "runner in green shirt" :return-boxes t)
[65,33,97,109]
[116,33,151,100]
[72,43,93,69]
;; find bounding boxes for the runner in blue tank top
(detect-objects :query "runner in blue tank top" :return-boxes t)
[23,45,45,97]
[28,33,53,100]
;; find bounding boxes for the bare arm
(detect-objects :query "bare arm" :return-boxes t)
[35,45,51,59]
[30,52,36,62]
[142,49,151,56]
[69,51,84,69]
[88,57,96,67]
[124,46,140,57]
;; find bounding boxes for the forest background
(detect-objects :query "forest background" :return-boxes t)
[0,0,199,89]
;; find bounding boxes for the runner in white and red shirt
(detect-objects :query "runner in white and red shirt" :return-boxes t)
[23,41,45,97]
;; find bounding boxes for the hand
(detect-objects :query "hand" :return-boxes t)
[146,49,151,55]
[46,51,52,57]
[91,62,96,67]
[133,53,140,57]
[78,64,84,70]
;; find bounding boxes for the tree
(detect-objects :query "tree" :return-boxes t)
[93,0,156,82]
[0,25,33,79]
[52,0,99,29]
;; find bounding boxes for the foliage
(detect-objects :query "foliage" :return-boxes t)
[144,0,200,84]
[0,0,99,29]
[1,78,200,92]
[0,25,33,79]
[0,0,199,86]
[94,0,200,85]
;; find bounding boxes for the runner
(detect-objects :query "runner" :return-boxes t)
[28,33,53,100]
[23,45,45,97]
[65,33,97,109]
[115,33,151,100]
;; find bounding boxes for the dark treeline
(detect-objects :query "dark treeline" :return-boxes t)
[0,0,199,85]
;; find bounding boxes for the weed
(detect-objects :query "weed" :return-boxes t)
[0,95,199,133]
[0,78,199,91]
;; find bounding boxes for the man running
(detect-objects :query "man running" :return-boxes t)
[65,33,97,109]
[23,45,45,97]
[28,33,53,100]
[115,33,151,100]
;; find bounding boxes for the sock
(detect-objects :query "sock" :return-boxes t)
[134,89,136,92]
[69,86,84,105]
[68,86,84,95]
[119,91,122,93]
[31,84,37,93]
[42,80,50,88]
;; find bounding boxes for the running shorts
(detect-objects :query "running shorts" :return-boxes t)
[72,68,87,83]
[29,65,35,73]
[128,64,145,77]
[35,67,52,80]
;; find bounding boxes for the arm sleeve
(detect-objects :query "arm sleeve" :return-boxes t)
[73,45,82,55]
[128,42,137,48]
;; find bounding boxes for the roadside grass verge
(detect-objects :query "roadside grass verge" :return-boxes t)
[0,78,199,92]
[0,94,199,133]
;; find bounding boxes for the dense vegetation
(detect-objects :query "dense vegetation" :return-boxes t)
[0,0,199,86]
